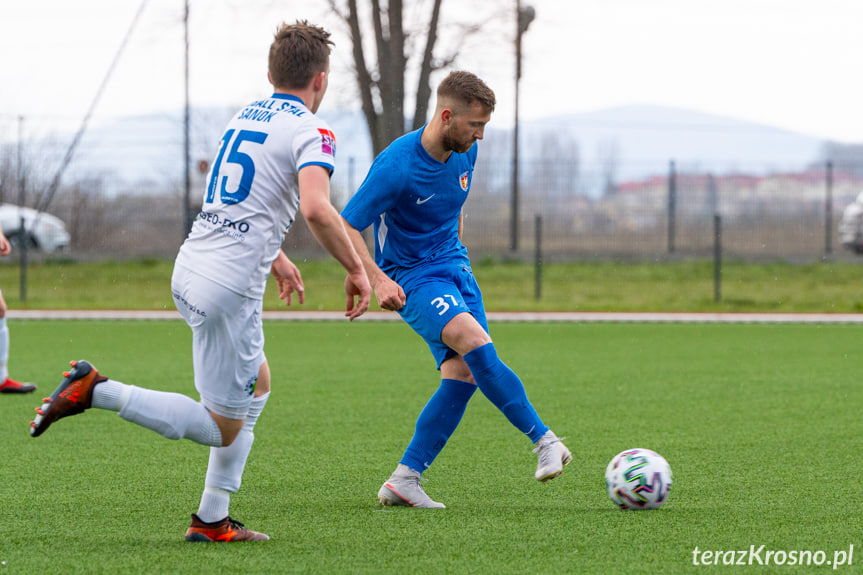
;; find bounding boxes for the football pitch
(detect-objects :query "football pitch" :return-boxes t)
[1,319,861,573]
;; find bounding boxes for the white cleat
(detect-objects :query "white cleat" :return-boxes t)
[377,465,446,508]
[533,430,572,482]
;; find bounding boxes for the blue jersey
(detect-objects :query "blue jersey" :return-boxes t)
[341,127,476,280]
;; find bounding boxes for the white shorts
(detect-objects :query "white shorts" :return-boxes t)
[171,264,265,419]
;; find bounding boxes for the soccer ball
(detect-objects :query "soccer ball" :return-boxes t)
[605,448,672,510]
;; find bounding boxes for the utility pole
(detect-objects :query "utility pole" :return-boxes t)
[16,116,24,209]
[17,116,27,302]
[667,160,676,254]
[510,0,535,252]
[825,160,833,256]
[183,0,193,238]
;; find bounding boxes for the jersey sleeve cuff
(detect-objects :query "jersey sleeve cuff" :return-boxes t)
[298,161,335,177]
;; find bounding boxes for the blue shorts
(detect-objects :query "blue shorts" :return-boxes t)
[397,262,489,369]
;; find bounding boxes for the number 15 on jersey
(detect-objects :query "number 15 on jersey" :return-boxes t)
[206,129,269,206]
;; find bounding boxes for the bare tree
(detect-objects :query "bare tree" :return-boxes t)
[598,140,620,197]
[527,130,580,197]
[326,0,487,155]
[0,144,14,205]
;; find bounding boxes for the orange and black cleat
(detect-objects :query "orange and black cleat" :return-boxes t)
[29,360,107,437]
[185,514,269,542]
[0,377,36,394]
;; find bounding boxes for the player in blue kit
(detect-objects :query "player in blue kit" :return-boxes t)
[341,71,571,508]
[29,21,371,539]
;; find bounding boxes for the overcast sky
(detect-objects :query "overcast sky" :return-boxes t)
[1,0,861,143]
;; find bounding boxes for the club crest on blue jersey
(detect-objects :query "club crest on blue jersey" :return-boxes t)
[459,171,470,192]
[318,128,336,157]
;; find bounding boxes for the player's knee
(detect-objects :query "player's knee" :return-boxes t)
[218,424,242,447]
[449,366,475,384]
[463,334,493,355]
[443,330,491,357]
[441,356,476,384]
[452,362,475,383]
[254,361,271,396]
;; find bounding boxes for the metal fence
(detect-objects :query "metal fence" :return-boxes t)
[465,162,863,264]
[4,113,862,264]
[16,160,859,265]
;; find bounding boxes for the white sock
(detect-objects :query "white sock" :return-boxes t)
[117,385,222,446]
[197,392,270,522]
[196,486,231,524]
[0,317,9,381]
[91,379,132,411]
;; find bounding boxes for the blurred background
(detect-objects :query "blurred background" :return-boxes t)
[1,0,861,263]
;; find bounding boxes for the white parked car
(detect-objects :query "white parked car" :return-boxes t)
[839,191,863,254]
[0,204,70,252]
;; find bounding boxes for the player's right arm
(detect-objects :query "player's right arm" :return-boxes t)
[341,219,405,312]
[340,149,406,311]
[298,165,371,320]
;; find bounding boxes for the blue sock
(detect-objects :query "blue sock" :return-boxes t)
[463,342,548,443]
[400,379,477,473]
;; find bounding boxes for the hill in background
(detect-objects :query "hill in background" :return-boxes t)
[50,104,828,200]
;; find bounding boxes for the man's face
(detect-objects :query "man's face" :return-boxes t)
[442,102,492,154]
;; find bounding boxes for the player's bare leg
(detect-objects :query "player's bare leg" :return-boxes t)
[442,312,571,482]
[0,291,34,394]
[189,360,271,541]
[377,356,477,509]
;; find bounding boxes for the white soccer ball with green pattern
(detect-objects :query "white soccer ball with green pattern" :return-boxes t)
[605,448,672,510]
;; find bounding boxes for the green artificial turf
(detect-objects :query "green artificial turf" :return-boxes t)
[1,320,861,573]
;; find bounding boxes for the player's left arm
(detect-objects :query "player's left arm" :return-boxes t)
[271,249,304,306]
[458,209,464,241]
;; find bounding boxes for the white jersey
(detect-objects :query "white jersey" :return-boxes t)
[175,93,336,299]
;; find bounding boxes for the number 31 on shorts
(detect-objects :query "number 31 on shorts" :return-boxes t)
[431,294,460,316]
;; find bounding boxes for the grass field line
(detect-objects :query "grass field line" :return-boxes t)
[7,309,863,323]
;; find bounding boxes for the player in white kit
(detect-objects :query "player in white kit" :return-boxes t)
[0,218,36,395]
[29,21,370,542]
